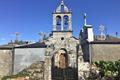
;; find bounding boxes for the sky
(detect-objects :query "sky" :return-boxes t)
[0,0,120,44]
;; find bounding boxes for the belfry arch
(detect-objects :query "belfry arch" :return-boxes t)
[56,15,62,31]
[63,15,69,31]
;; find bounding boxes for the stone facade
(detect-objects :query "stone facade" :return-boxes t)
[44,31,80,80]
[43,0,84,79]
[90,43,120,62]
[0,49,13,78]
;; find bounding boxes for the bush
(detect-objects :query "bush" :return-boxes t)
[92,60,120,79]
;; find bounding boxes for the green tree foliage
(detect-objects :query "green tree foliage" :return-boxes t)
[94,60,120,80]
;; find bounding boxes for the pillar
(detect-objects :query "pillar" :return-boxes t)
[44,56,52,80]
[53,15,56,31]
[68,14,72,31]
[61,15,64,31]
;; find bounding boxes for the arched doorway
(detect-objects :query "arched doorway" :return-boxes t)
[58,49,68,69]
[59,53,67,69]
[52,49,78,80]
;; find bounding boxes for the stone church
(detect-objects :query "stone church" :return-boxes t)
[44,0,83,79]
[0,0,120,80]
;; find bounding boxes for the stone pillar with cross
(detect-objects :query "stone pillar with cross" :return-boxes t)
[15,32,19,43]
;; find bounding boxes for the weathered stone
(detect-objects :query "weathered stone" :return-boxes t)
[91,44,120,62]
[8,61,45,80]
[0,50,12,77]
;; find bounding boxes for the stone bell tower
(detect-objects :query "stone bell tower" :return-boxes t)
[53,0,72,31]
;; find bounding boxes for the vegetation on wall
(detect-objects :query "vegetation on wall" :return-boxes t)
[1,61,44,80]
[1,70,29,80]
[89,60,120,80]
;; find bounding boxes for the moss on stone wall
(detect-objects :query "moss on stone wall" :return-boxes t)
[2,61,44,80]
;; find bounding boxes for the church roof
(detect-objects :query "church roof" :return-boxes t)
[55,0,70,13]
[0,45,14,49]
[15,42,47,48]
[91,35,120,44]
[0,42,47,49]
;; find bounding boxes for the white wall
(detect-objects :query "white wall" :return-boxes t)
[14,48,46,74]
[87,28,94,42]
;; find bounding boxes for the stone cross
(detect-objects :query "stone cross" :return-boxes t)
[15,32,19,42]
[38,32,44,42]
[99,25,105,36]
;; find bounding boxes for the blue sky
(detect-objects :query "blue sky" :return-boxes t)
[0,0,120,44]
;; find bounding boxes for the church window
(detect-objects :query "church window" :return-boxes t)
[61,37,64,40]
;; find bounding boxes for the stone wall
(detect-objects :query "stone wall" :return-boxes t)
[90,44,120,62]
[14,48,45,74]
[23,61,44,80]
[2,61,44,80]
[0,49,12,77]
